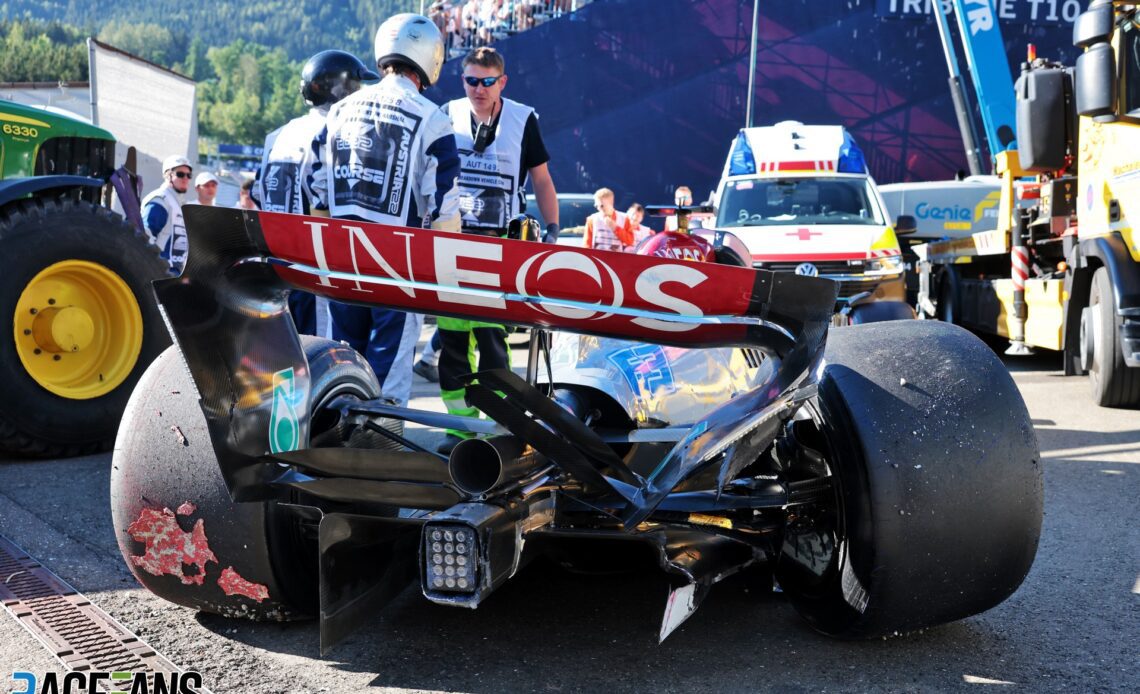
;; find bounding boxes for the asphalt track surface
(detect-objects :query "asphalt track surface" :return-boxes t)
[1,329,1137,693]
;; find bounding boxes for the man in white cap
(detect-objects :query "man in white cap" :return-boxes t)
[142,155,193,275]
[193,172,219,206]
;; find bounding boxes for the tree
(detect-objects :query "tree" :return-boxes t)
[0,20,88,82]
[97,20,178,65]
[197,39,304,144]
[181,37,210,82]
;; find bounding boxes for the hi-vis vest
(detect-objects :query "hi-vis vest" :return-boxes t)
[447,97,531,232]
[320,76,437,225]
[259,108,326,214]
[141,185,186,272]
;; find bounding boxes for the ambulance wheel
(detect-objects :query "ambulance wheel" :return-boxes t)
[111,337,381,620]
[1087,267,1140,407]
[0,197,169,457]
[776,321,1042,638]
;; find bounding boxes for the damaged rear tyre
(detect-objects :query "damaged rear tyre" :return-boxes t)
[111,337,380,620]
[776,321,1042,637]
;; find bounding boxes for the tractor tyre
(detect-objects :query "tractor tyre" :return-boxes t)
[111,337,380,620]
[0,197,169,458]
[776,320,1042,638]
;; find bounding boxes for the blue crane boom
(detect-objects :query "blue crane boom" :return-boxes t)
[944,0,1019,165]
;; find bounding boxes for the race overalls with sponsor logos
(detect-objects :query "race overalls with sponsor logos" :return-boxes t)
[306,73,459,227]
[257,108,327,214]
[304,73,460,408]
[257,107,329,335]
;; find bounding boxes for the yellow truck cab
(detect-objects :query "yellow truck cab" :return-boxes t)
[711,121,915,324]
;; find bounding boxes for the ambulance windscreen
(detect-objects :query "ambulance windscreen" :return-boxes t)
[716,178,883,228]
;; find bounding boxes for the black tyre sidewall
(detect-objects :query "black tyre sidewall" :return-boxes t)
[782,321,1043,637]
[1088,267,1140,407]
[112,339,383,620]
[111,346,305,620]
[0,199,170,456]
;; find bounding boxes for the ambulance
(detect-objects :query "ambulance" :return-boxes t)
[711,121,915,323]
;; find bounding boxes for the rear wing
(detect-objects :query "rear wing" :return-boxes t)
[155,208,837,502]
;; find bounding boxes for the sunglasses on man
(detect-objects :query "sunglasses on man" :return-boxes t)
[172,171,192,179]
[463,75,502,88]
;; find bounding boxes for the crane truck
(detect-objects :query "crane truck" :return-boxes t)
[917,0,1139,407]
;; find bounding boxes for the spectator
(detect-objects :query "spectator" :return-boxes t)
[627,202,653,246]
[462,1,479,47]
[477,0,498,45]
[584,187,633,252]
[193,172,218,206]
[446,4,463,53]
[429,0,452,36]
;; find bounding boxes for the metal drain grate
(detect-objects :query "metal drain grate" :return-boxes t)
[0,533,179,674]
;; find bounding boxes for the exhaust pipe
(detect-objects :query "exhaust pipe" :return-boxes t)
[448,437,546,496]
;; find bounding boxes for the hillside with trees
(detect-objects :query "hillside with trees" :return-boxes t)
[0,1,418,144]
[0,1,419,62]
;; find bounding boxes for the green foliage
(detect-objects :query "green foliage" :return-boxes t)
[197,40,305,144]
[181,37,210,82]
[97,19,179,65]
[0,19,88,81]
[0,0,424,145]
[2,0,420,62]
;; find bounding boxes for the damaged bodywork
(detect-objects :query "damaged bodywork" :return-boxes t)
[111,206,1043,652]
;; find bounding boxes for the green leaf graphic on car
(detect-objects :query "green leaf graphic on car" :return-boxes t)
[270,367,300,453]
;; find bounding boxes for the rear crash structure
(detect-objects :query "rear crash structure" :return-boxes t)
[112,208,1043,651]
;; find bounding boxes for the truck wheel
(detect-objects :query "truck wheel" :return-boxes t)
[935,269,958,325]
[776,321,1042,638]
[1088,267,1140,407]
[0,197,169,457]
[111,337,381,620]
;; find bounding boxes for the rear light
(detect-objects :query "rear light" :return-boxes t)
[424,524,478,593]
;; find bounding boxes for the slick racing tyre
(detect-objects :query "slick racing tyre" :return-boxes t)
[776,320,1042,638]
[111,337,381,620]
[1087,267,1140,407]
[0,197,169,457]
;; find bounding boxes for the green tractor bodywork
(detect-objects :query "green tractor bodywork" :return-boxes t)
[0,100,116,201]
[0,100,169,458]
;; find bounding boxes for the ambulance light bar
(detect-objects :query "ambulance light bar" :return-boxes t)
[729,130,757,176]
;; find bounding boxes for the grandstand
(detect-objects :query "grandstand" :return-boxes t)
[426,0,1079,209]
[429,1,595,59]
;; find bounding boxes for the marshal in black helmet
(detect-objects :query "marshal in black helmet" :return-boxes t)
[300,50,380,107]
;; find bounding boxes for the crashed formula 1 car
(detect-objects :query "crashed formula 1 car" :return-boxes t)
[111,207,1043,652]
